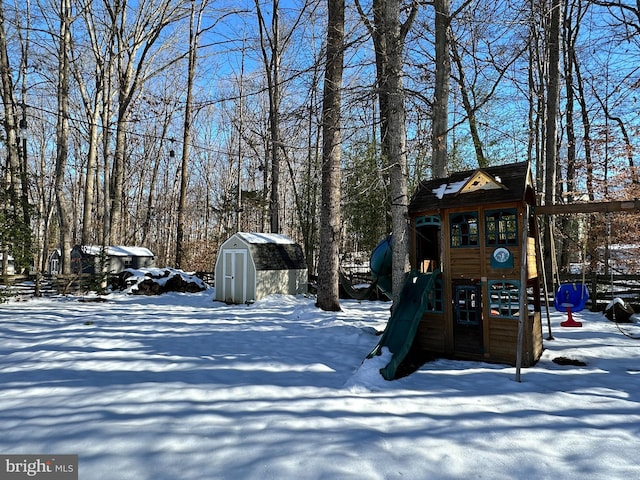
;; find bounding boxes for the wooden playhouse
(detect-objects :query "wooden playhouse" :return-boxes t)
[407,161,543,366]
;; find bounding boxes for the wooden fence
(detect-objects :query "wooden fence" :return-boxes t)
[2,270,638,311]
[556,274,640,311]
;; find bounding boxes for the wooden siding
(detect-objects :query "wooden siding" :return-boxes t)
[486,313,542,366]
[415,313,448,353]
[450,247,483,278]
[527,237,538,279]
[411,198,543,367]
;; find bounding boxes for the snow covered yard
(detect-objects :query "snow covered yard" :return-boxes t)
[1,289,639,479]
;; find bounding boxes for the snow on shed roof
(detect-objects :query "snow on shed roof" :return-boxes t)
[79,245,155,257]
[237,232,295,245]
[226,232,306,271]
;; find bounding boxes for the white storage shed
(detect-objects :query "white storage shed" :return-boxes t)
[214,232,307,304]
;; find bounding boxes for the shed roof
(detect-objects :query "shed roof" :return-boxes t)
[237,232,295,245]
[409,162,534,214]
[231,232,306,271]
[77,245,155,257]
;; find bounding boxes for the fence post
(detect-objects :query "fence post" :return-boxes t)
[590,272,598,312]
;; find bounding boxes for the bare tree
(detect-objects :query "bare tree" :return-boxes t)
[73,0,108,246]
[448,0,525,168]
[544,0,562,208]
[0,1,20,210]
[255,0,283,233]
[176,0,208,268]
[542,0,562,280]
[0,0,34,275]
[254,0,312,234]
[356,0,418,302]
[54,0,73,274]
[105,0,182,245]
[317,0,345,312]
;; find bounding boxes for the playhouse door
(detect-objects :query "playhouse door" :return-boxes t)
[222,249,247,303]
[453,283,484,355]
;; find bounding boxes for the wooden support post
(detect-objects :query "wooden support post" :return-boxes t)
[516,204,529,382]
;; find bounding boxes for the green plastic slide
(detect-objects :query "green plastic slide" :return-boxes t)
[367,270,439,380]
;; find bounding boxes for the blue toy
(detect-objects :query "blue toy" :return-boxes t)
[554,283,589,327]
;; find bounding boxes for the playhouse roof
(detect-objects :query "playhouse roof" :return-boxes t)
[227,232,306,271]
[409,161,534,214]
[76,245,155,258]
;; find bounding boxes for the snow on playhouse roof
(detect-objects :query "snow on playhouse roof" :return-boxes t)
[409,161,534,214]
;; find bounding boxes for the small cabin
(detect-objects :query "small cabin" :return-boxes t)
[71,245,155,274]
[0,253,16,275]
[214,232,307,304]
[408,161,543,366]
[47,249,61,275]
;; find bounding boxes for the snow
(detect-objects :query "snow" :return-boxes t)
[432,177,469,199]
[122,267,207,293]
[237,232,295,244]
[1,286,639,480]
[80,245,155,257]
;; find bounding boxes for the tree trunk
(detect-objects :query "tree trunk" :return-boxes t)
[109,113,127,245]
[176,1,203,269]
[0,0,23,227]
[384,0,413,304]
[255,0,283,234]
[81,105,100,245]
[364,0,416,303]
[544,0,561,207]
[560,0,578,271]
[55,0,72,274]
[18,6,31,250]
[432,0,450,178]
[0,0,25,278]
[316,0,344,312]
[543,0,562,281]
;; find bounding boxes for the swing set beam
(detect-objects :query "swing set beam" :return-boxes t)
[535,199,640,215]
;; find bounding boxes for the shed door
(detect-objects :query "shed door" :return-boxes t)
[222,249,247,303]
[453,282,484,354]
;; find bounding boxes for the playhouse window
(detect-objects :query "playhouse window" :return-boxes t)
[454,285,481,325]
[416,215,441,272]
[426,274,444,313]
[488,280,520,318]
[415,215,441,228]
[485,209,518,246]
[450,212,479,247]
